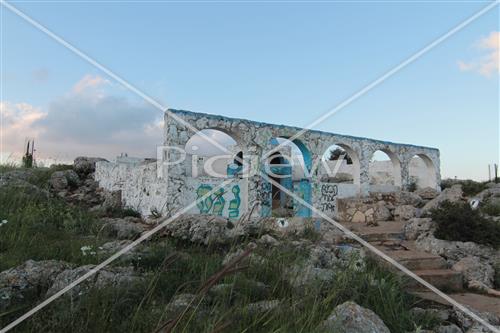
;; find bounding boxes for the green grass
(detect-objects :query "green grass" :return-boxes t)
[1,238,441,332]
[0,165,443,332]
[0,186,111,271]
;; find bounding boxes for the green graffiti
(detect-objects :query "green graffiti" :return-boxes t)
[196,184,214,213]
[196,184,241,217]
[228,185,241,218]
[212,188,226,216]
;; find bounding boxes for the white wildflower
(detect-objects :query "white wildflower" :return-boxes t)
[80,245,93,256]
[0,219,8,226]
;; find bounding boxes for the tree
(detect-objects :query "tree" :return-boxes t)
[328,148,352,164]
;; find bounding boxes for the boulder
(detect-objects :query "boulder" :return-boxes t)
[422,185,464,214]
[415,234,500,265]
[416,187,440,200]
[285,264,336,289]
[164,293,197,316]
[73,157,107,177]
[436,324,463,333]
[321,301,390,333]
[452,256,495,289]
[49,170,80,191]
[101,217,147,240]
[450,308,499,332]
[101,190,122,211]
[257,234,280,247]
[0,260,70,310]
[409,307,449,321]
[221,246,265,267]
[404,218,435,240]
[244,299,280,315]
[164,214,237,245]
[394,205,417,221]
[46,265,142,297]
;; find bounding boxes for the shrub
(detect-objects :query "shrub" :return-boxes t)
[430,201,500,248]
[481,202,500,216]
[440,179,488,197]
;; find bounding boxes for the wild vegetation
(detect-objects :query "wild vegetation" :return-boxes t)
[440,179,490,197]
[0,165,443,332]
[430,201,500,249]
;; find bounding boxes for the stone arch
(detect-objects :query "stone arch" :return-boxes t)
[409,153,438,189]
[321,143,361,186]
[369,148,402,188]
[260,137,312,217]
[184,128,243,178]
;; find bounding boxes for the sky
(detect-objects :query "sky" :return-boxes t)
[0,0,498,180]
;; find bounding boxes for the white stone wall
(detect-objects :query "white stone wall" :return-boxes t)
[95,109,441,219]
[96,160,169,216]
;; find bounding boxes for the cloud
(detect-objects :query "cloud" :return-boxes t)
[1,101,46,148]
[458,31,499,77]
[2,74,163,162]
[72,74,110,94]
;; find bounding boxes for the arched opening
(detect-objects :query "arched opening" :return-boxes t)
[321,144,360,185]
[184,129,242,178]
[369,149,401,189]
[409,154,437,190]
[261,137,312,217]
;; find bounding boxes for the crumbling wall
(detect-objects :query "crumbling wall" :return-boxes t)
[95,109,441,219]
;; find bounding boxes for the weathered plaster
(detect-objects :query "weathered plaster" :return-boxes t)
[95,109,440,219]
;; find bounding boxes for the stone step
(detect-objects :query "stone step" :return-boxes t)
[412,291,500,317]
[342,221,405,242]
[407,269,463,292]
[371,242,448,271]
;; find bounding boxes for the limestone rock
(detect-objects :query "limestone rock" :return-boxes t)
[416,187,440,200]
[374,203,392,221]
[244,299,280,315]
[394,205,417,221]
[409,307,449,321]
[74,156,107,177]
[46,265,142,297]
[165,293,197,315]
[452,256,494,289]
[101,217,147,240]
[102,190,122,211]
[0,260,70,310]
[164,214,237,245]
[285,264,336,289]
[422,185,464,213]
[352,211,366,223]
[415,234,499,265]
[321,301,390,333]
[257,234,280,247]
[404,218,435,240]
[436,324,463,333]
[49,170,80,191]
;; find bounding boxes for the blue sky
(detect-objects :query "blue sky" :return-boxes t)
[1,1,498,180]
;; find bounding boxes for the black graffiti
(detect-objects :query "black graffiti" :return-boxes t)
[321,202,336,212]
[320,184,338,212]
[257,182,272,207]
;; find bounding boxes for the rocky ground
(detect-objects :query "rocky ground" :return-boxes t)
[0,158,499,332]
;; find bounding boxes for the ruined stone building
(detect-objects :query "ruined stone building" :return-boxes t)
[96,109,440,219]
